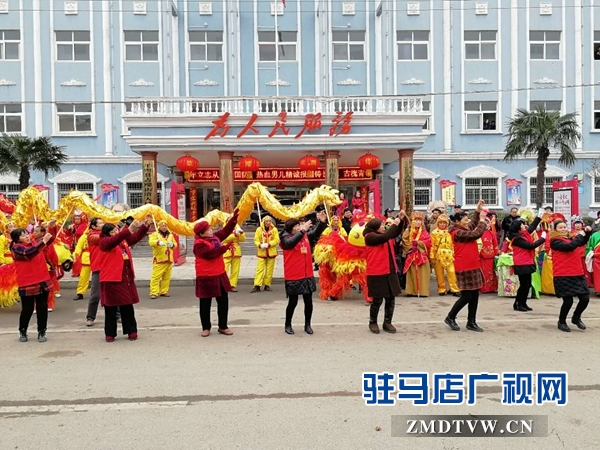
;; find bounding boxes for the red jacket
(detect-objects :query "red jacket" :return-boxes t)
[194,236,228,276]
[550,234,588,277]
[97,225,148,282]
[87,229,102,272]
[281,232,313,281]
[366,240,397,276]
[12,241,52,287]
[451,229,480,272]
[512,232,536,266]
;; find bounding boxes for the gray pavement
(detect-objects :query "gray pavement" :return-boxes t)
[0,283,599,449]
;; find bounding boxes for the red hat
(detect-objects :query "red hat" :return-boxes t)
[194,220,210,235]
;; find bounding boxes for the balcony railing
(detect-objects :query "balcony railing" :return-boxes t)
[124,96,424,117]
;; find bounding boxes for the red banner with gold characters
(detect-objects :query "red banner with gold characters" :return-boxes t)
[188,167,371,183]
[189,188,198,222]
[439,180,457,206]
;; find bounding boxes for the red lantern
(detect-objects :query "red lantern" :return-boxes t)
[298,155,320,178]
[238,155,260,179]
[176,154,200,173]
[357,152,380,177]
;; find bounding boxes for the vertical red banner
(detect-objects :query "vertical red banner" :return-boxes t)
[359,185,368,212]
[189,188,198,222]
[170,182,187,265]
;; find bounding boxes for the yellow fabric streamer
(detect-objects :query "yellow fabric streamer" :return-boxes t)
[7,183,341,237]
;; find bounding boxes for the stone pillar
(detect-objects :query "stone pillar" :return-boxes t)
[324,150,340,189]
[141,151,158,205]
[218,151,235,213]
[397,149,415,216]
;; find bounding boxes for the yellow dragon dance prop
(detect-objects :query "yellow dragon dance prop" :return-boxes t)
[7,183,341,236]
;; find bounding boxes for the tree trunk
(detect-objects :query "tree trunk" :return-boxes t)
[19,165,30,191]
[535,148,549,209]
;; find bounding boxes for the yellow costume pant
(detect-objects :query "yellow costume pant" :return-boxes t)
[254,257,275,287]
[150,263,173,296]
[433,261,459,294]
[76,265,92,295]
[225,257,241,288]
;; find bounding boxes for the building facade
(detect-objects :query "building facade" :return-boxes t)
[1,0,599,214]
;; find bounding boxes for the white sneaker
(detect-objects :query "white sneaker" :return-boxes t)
[48,308,53,312]
[55,293,61,298]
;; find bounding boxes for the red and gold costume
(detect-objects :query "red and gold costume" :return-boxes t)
[402,212,431,297]
[479,220,499,293]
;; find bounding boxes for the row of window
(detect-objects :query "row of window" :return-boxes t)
[408,176,566,208]
[0,29,587,62]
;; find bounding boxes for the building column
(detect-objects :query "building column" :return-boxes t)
[218,151,235,213]
[397,149,415,216]
[324,150,340,189]
[141,151,158,205]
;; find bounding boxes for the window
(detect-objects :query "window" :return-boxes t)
[465,178,499,206]
[464,101,497,131]
[422,100,431,130]
[397,31,429,60]
[594,176,600,204]
[258,31,297,61]
[594,101,600,129]
[58,183,94,200]
[530,177,562,205]
[594,32,600,60]
[189,31,223,61]
[0,184,20,201]
[414,179,432,206]
[530,100,561,112]
[124,31,159,61]
[56,103,92,133]
[332,31,365,61]
[0,30,19,60]
[464,31,496,60]
[55,31,90,61]
[0,104,22,133]
[126,182,163,209]
[529,31,560,60]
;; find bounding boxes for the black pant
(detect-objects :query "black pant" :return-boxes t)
[448,289,479,322]
[516,273,532,307]
[370,297,395,324]
[104,304,137,337]
[19,291,49,333]
[199,289,229,330]
[285,294,313,326]
[559,294,590,323]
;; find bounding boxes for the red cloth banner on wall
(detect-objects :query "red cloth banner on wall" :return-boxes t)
[187,167,371,183]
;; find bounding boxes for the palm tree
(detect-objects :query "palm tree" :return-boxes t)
[0,134,68,190]
[504,107,581,208]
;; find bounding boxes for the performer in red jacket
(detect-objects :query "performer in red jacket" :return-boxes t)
[97,217,149,342]
[550,220,592,332]
[444,200,487,332]
[508,211,546,311]
[280,210,327,335]
[364,214,404,334]
[11,227,54,343]
[193,209,239,337]
[85,218,104,327]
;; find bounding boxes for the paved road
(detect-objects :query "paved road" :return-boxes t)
[0,284,598,449]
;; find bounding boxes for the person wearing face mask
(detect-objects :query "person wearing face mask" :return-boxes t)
[364,214,405,333]
[508,210,546,312]
[401,212,432,297]
[11,226,55,343]
[550,220,592,332]
[429,214,460,296]
[280,211,328,335]
[444,200,487,332]
[479,216,499,293]
[252,216,279,293]
[193,210,240,337]
[148,220,178,299]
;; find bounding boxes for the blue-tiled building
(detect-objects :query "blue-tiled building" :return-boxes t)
[0,0,598,214]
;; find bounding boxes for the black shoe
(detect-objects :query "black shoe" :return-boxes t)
[73,294,84,301]
[444,317,460,331]
[466,322,483,332]
[264,286,272,292]
[571,317,586,330]
[558,321,571,332]
[438,292,446,296]
[251,286,261,293]
[523,304,533,311]
[451,292,461,297]
[304,324,313,334]
[18,331,28,342]
[285,325,294,335]
[514,304,528,312]
[37,331,47,343]
[329,296,338,301]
